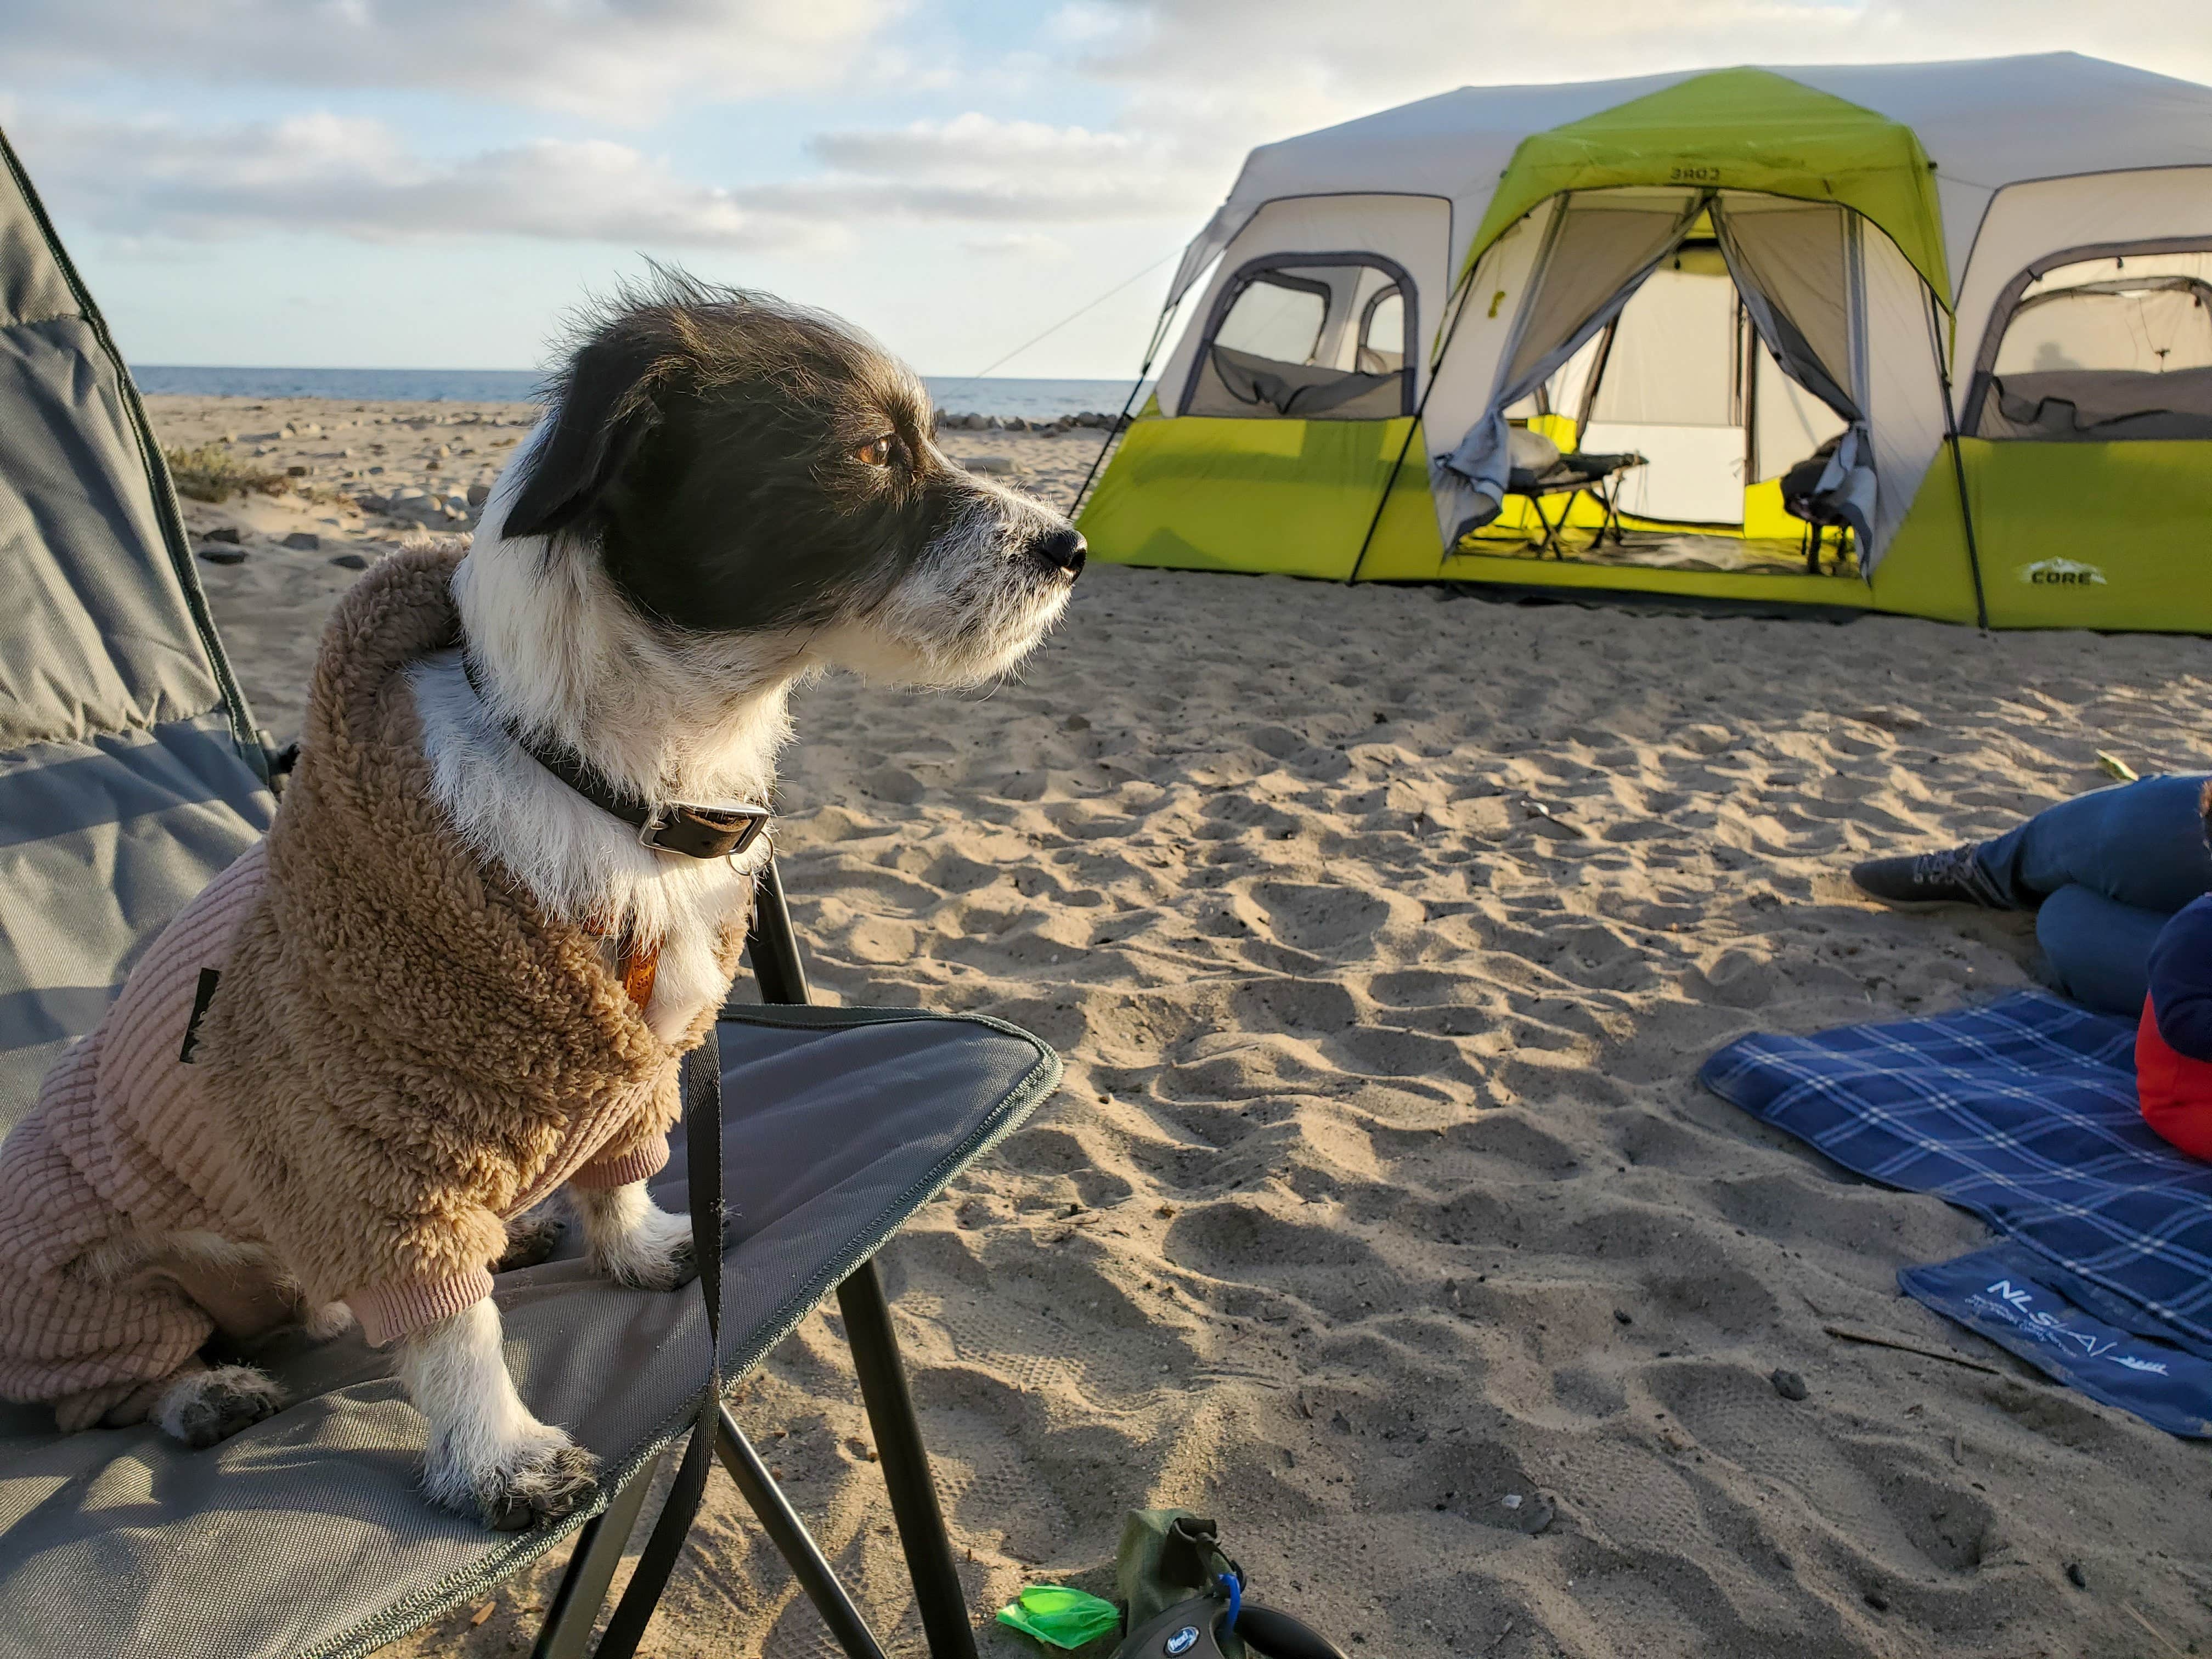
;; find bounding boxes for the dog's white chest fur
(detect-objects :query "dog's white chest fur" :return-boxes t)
[407,648,771,1041]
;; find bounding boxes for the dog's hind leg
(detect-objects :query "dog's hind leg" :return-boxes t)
[398,1299,600,1531]
[495,1207,565,1273]
[155,1360,287,1448]
[568,1180,706,1291]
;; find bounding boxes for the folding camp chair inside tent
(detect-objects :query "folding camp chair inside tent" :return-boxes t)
[0,131,1060,1659]
[1077,53,2212,633]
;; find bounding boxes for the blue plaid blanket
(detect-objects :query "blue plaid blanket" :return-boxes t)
[1702,991,2212,1434]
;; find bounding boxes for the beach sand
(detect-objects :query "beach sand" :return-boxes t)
[150,395,2212,1659]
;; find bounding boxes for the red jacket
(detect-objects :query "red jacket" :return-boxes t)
[2136,994,2212,1160]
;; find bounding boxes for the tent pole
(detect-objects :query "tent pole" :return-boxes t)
[1945,435,1989,633]
[1346,268,1480,585]
[1927,289,1990,631]
[1070,300,1177,520]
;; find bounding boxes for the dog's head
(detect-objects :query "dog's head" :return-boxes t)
[490,272,1082,687]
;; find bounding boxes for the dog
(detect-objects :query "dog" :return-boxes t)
[0,272,1082,1530]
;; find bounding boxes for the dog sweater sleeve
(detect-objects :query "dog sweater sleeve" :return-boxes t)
[569,1131,670,1190]
[345,1266,498,1348]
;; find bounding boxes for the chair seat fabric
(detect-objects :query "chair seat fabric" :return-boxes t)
[0,1002,1059,1659]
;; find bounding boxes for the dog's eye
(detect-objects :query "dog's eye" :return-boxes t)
[854,436,895,467]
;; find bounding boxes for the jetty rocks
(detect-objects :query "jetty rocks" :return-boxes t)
[932,409,1124,435]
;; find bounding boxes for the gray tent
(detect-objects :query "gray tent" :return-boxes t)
[0,128,1058,1659]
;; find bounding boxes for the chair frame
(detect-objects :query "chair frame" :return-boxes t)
[1513,471,1635,559]
[529,859,978,1659]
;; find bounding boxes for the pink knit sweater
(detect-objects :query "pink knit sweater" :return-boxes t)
[0,838,665,1401]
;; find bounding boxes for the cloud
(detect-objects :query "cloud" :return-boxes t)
[0,0,901,120]
[1060,0,2212,121]
[961,231,1076,261]
[8,104,1218,252]
[12,108,837,251]
[793,112,1224,223]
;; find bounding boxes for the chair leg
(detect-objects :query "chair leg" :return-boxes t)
[715,1408,892,1659]
[840,1258,979,1659]
[529,1452,665,1659]
[1526,494,1562,558]
[747,857,812,1007]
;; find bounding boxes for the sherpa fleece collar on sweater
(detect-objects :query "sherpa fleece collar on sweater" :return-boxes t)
[195,544,744,1341]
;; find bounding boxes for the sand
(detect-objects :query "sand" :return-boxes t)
[147,395,2212,1659]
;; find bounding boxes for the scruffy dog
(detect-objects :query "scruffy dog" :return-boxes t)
[0,274,1083,1528]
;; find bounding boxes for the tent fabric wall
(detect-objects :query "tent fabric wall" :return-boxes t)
[1077,415,1438,580]
[1712,196,1857,419]
[1854,219,1951,565]
[1579,264,1751,525]
[0,129,273,1128]
[1155,194,1450,423]
[1953,168,2212,391]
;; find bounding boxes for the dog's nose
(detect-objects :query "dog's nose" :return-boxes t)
[1034,526,1086,579]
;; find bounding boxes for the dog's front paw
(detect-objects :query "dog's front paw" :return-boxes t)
[156,1364,286,1449]
[592,1203,702,1292]
[427,1427,601,1532]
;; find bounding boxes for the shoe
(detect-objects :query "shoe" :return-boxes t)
[1849,844,2005,909]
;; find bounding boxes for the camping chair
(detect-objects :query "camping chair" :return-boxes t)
[0,128,1061,1659]
[1505,445,1646,558]
[1779,438,1855,574]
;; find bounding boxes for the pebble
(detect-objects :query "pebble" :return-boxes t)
[1511,1492,1556,1534]
[2066,1561,2087,1589]
[281,532,321,551]
[202,525,242,544]
[329,552,369,571]
[1770,1368,1809,1401]
[198,546,246,565]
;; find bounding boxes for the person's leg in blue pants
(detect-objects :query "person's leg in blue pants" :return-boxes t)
[1956,774,2212,1016]
[2031,885,2175,1015]
[1971,774,2212,913]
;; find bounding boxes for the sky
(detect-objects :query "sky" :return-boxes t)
[3,2,2209,380]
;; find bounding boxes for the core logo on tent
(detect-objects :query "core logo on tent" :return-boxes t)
[2019,558,2107,588]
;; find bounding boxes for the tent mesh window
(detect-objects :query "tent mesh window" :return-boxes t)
[1978,250,2212,442]
[1182,253,1415,420]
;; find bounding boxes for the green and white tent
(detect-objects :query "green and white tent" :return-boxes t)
[1079,54,2212,630]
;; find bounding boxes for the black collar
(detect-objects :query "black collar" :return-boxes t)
[461,653,771,861]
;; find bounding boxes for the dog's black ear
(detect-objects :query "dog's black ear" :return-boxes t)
[504,330,671,540]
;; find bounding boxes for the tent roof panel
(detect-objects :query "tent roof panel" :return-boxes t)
[1172,55,2212,307]
[1465,67,1948,301]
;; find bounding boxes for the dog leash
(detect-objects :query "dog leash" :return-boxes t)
[589,1023,724,1659]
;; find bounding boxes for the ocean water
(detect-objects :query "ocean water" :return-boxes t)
[130,365,1144,420]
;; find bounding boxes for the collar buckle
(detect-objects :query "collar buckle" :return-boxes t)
[637,803,772,861]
